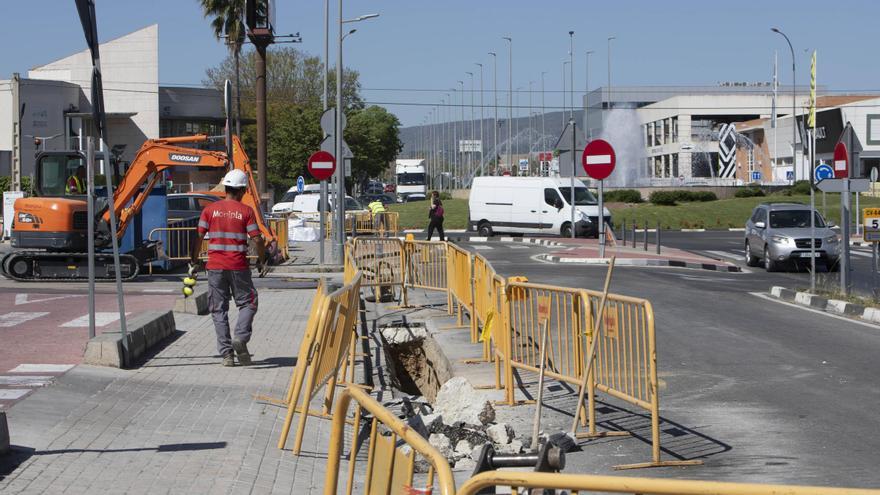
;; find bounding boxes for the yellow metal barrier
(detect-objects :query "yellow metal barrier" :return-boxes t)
[346,211,400,237]
[276,272,363,455]
[446,243,475,335]
[405,240,449,292]
[457,471,880,495]
[323,386,456,495]
[348,237,408,306]
[267,217,289,259]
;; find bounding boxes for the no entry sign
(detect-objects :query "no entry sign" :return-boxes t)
[307,150,336,181]
[582,139,616,180]
[833,141,848,179]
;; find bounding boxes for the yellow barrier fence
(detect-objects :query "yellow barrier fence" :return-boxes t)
[404,240,449,293]
[323,386,456,495]
[347,211,400,237]
[267,217,289,259]
[276,272,363,455]
[446,243,475,335]
[348,237,408,306]
[457,472,880,495]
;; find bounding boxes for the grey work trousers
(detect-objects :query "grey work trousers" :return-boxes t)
[207,269,258,357]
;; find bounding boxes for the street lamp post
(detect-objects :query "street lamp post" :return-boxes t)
[503,36,513,175]
[541,71,547,153]
[772,27,797,183]
[466,71,475,183]
[488,52,498,172]
[568,31,574,124]
[562,61,570,128]
[607,36,615,111]
[585,50,594,138]
[476,62,485,177]
[335,7,379,262]
[457,80,464,186]
[529,80,534,164]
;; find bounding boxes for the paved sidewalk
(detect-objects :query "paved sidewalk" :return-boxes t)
[0,288,337,495]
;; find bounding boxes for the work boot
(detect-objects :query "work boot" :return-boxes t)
[222,353,235,367]
[232,339,252,366]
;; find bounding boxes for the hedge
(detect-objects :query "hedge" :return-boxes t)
[649,189,718,205]
[603,189,643,203]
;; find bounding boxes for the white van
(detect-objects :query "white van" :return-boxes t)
[468,177,611,237]
[291,194,365,216]
[271,184,321,215]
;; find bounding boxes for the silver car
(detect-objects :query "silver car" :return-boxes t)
[744,202,841,272]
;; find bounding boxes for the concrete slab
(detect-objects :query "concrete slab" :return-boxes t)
[82,311,176,368]
[173,286,209,315]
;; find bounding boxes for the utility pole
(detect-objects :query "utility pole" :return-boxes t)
[585,50,594,138]
[466,71,475,183]
[569,31,574,124]
[772,28,797,183]
[476,62,485,177]
[255,41,268,196]
[607,36,615,113]
[504,36,513,175]
[541,71,547,153]
[489,51,498,171]
[562,61,569,129]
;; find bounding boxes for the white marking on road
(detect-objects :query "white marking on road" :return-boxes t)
[751,292,880,329]
[676,274,738,282]
[508,245,530,250]
[0,389,30,400]
[0,376,54,387]
[849,250,871,258]
[9,364,74,373]
[705,250,741,260]
[0,312,50,327]
[471,245,493,251]
[142,289,175,293]
[61,312,131,328]
[15,294,83,306]
[585,154,612,165]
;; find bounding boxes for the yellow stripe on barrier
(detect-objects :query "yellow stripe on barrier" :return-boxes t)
[323,386,456,495]
[405,240,448,292]
[457,471,880,495]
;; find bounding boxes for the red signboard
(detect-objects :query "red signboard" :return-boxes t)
[581,139,616,180]
[833,141,848,179]
[307,150,336,181]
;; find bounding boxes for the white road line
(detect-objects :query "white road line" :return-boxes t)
[0,376,54,387]
[508,245,530,250]
[0,312,50,327]
[471,245,493,251]
[850,250,871,258]
[0,389,31,400]
[15,294,83,305]
[142,289,175,293]
[750,292,880,329]
[705,250,741,260]
[9,364,74,373]
[61,312,130,328]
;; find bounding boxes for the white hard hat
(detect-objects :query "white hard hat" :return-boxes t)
[221,169,249,188]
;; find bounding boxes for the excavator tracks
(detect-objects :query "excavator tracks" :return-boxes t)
[1,251,140,282]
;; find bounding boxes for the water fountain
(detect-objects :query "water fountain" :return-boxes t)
[599,108,647,188]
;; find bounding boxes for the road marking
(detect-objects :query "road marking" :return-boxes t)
[508,245,530,250]
[61,312,130,328]
[9,364,74,373]
[0,312,50,327]
[705,250,741,260]
[676,274,739,282]
[849,250,871,258]
[751,292,880,329]
[142,289,175,293]
[0,376,54,387]
[15,294,83,306]
[0,389,30,400]
[471,245,493,251]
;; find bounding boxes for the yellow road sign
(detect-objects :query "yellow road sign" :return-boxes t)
[864,208,880,242]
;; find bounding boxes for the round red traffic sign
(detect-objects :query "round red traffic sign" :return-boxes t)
[833,141,848,179]
[582,139,616,180]
[307,150,336,181]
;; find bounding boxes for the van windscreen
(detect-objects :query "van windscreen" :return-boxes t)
[558,187,597,205]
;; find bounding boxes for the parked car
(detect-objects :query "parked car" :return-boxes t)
[384,183,396,194]
[744,202,840,272]
[358,194,396,206]
[468,177,611,237]
[404,193,426,203]
[291,193,364,215]
[167,192,220,219]
[272,184,321,215]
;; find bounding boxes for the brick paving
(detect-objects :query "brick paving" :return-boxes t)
[0,288,344,495]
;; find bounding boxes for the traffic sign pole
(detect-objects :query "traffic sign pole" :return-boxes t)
[319,180,326,265]
[582,138,617,256]
[570,119,576,240]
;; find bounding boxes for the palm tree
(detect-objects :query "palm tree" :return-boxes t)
[199,0,246,135]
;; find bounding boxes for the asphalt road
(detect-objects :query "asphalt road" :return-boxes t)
[659,230,879,297]
[458,240,880,487]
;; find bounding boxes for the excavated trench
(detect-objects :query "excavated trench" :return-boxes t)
[378,323,453,402]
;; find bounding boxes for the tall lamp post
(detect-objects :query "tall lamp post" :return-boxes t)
[541,71,547,152]
[568,31,574,124]
[475,62,485,177]
[466,71,475,183]
[335,6,379,261]
[488,52,498,171]
[562,61,570,128]
[503,36,513,175]
[607,36,615,111]
[585,50,594,138]
[457,80,464,185]
[772,27,797,183]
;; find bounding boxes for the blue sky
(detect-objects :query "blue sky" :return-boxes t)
[2,0,878,126]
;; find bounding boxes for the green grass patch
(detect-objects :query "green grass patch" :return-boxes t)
[388,198,469,230]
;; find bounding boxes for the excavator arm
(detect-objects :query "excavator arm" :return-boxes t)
[101,134,280,257]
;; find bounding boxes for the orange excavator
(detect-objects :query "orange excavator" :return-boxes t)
[1,134,282,281]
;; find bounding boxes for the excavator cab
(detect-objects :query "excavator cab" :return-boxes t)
[34,151,88,197]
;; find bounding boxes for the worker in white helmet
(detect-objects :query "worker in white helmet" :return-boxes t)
[190,169,265,367]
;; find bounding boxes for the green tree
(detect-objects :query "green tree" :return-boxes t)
[345,106,403,185]
[261,103,323,193]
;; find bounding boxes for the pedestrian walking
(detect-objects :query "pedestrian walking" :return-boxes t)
[190,169,266,367]
[427,191,445,241]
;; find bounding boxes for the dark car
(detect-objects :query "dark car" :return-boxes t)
[358,193,395,206]
[167,192,221,220]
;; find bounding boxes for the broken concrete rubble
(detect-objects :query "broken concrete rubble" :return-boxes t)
[433,376,495,426]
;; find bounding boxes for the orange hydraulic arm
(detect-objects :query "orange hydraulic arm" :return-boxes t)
[103,134,277,248]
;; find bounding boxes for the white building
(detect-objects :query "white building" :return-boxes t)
[0,25,226,185]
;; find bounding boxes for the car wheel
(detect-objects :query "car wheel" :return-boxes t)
[561,223,573,238]
[478,222,493,237]
[745,242,760,267]
[764,245,780,272]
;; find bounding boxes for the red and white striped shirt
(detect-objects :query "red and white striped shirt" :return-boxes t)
[198,199,260,271]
